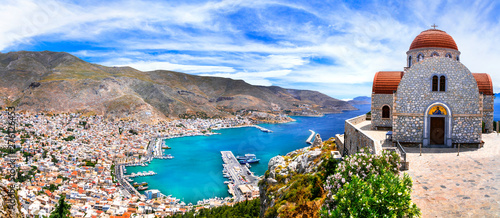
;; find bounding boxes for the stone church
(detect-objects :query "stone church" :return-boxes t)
[371,28,494,147]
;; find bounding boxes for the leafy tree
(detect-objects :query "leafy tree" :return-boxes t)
[50,195,71,218]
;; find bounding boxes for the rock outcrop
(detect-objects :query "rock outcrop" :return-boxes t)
[259,135,327,217]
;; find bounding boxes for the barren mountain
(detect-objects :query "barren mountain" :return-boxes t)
[0,51,356,122]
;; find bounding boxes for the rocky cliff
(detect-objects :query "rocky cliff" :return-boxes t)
[259,135,339,217]
[0,51,356,122]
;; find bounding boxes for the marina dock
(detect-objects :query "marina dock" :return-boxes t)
[220,151,260,202]
[306,130,315,144]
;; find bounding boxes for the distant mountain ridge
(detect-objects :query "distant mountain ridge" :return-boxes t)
[0,51,356,122]
[347,96,371,105]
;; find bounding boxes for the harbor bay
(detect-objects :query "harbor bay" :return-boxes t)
[126,104,371,203]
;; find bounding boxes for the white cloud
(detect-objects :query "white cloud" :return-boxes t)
[110,61,236,74]
[1,0,499,98]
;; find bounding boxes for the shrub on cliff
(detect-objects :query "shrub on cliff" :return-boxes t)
[322,150,420,217]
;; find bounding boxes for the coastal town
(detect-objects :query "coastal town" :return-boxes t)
[0,111,272,217]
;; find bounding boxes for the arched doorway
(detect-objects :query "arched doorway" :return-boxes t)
[423,103,452,146]
[430,116,445,144]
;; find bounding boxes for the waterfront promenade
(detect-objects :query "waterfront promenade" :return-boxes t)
[221,151,260,202]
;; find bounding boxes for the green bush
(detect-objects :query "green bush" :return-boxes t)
[325,173,420,217]
[322,150,420,217]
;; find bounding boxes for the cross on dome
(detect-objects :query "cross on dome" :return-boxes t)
[431,24,438,29]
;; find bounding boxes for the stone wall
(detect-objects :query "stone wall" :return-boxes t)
[394,57,482,145]
[371,93,394,129]
[406,47,460,68]
[483,95,494,133]
[392,115,424,143]
[341,114,382,156]
[452,116,482,143]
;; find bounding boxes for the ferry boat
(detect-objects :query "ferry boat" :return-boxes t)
[140,182,148,186]
[137,185,148,191]
[236,154,256,160]
[239,158,260,164]
[133,182,139,187]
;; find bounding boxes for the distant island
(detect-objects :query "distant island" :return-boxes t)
[347,96,371,105]
[0,51,356,123]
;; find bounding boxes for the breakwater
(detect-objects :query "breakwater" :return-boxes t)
[306,130,315,144]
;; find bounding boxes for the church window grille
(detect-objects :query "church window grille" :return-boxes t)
[431,52,439,57]
[432,76,438,91]
[382,106,390,118]
[440,76,446,91]
[456,56,460,61]
[445,53,452,58]
[408,56,412,67]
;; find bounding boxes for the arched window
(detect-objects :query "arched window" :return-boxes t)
[431,52,439,57]
[445,53,452,58]
[417,53,424,62]
[408,56,412,67]
[440,76,446,91]
[432,75,438,91]
[456,56,460,61]
[382,106,390,118]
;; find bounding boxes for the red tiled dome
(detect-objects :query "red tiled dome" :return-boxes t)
[409,29,458,50]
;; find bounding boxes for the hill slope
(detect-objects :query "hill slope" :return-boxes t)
[0,51,356,121]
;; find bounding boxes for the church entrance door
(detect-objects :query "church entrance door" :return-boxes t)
[430,117,445,144]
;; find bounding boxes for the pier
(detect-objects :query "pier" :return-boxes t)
[220,151,260,202]
[153,138,164,158]
[254,125,273,133]
[306,130,315,144]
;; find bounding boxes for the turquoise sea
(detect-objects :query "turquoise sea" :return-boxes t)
[126,104,370,203]
[127,99,500,204]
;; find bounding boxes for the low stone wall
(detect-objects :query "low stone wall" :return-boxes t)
[335,134,344,152]
[340,114,382,156]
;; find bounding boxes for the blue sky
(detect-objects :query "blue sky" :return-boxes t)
[1,0,499,99]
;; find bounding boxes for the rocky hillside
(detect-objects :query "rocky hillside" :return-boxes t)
[0,51,356,122]
[259,134,335,217]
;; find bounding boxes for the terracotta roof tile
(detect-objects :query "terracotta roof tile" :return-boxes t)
[372,71,404,94]
[472,73,494,95]
[410,29,458,50]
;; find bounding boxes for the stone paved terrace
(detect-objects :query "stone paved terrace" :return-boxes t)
[404,133,500,217]
[353,120,393,147]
